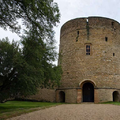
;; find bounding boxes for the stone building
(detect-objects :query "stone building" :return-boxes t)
[56,16,120,103]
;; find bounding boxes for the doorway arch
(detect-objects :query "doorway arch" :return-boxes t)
[113,91,119,102]
[59,91,65,102]
[82,82,94,102]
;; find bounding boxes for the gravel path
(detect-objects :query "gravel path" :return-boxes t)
[8,103,120,120]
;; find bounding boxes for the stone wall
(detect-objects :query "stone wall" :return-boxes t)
[26,88,56,102]
[65,89,77,103]
[59,17,120,89]
[57,17,120,103]
[56,89,77,103]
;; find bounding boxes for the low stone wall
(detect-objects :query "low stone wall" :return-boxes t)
[26,88,56,102]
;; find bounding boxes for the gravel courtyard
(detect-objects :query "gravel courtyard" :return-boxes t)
[8,103,120,120]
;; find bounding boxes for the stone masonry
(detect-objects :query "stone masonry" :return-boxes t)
[56,17,120,103]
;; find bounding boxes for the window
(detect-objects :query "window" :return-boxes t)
[105,37,108,42]
[112,22,114,27]
[76,31,79,42]
[113,53,115,56]
[86,45,90,55]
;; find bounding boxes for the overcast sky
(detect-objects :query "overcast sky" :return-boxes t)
[0,0,120,53]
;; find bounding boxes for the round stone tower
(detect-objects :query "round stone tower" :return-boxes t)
[56,17,120,103]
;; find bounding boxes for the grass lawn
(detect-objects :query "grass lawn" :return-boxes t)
[102,101,120,105]
[0,101,62,120]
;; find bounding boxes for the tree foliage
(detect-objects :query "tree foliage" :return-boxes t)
[0,36,62,102]
[0,38,20,102]
[20,31,62,95]
[0,0,62,102]
[0,0,60,35]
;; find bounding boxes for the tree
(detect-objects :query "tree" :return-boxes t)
[21,30,62,91]
[0,37,62,102]
[0,0,62,102]
[0,0,60,68]
[0,38,20,102]
[0,0,60,38]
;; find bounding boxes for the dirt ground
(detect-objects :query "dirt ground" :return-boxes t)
[7,103,120,120]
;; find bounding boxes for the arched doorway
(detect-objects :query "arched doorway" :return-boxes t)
[59,91,65,102]
[82,82,94,102]
[113,91,119,102]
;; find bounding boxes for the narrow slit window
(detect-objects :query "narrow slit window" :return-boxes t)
[86,45,90,55]
[105,37,108,42]
[113,53,115,56]
[76,31,79,42]
[112,22,114,27]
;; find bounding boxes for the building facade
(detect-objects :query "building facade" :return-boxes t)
[56,17,120,103]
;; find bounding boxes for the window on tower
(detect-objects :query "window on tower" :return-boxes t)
[111,22,114,27]
[105,37,108,42]
[86,45,91,55]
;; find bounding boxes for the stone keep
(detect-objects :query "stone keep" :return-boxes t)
[56,17,120,103]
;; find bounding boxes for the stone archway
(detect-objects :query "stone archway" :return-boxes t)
[59,91,65,102]
[82,82,94,102]
[113,91,119,102]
